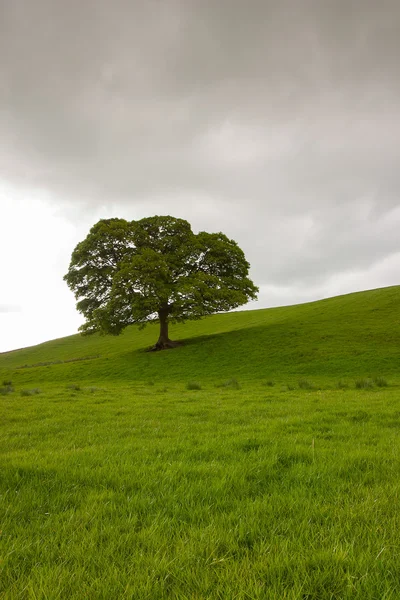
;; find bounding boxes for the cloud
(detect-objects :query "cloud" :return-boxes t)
[1,0,399,202]
[0,304,21,313]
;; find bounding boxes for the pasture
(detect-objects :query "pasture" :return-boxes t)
[1,286,400,598]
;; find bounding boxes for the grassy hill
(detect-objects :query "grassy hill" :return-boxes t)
[1,286,400,599]
[1,285,399,387]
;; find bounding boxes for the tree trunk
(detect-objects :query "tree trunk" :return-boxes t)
[149,306,181,351]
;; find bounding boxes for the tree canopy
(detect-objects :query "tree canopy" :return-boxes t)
[64,215,258,350]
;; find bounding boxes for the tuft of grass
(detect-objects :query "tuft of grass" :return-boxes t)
[0,385,13,395]
[336,380,349,389]
[216,378,241,390]
[298,379,317,390]
[20,388,41,397]
[374,376,388,387]
[355,378,374,390]
[281,383,296,391]
[350,410,370,423]
[67,384,81,391]
[186,381,202,390]
[265,379,275,387]
[2,380,12,386]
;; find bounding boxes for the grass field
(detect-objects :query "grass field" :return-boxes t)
[1,286,400,598]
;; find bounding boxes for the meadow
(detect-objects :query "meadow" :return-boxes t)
[1,286,400,598]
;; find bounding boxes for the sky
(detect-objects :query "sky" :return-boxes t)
[1,0,399,352]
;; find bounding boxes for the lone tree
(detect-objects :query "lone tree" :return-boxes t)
[64,216,258,350]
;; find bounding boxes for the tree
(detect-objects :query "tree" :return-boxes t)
[64,215,258,350]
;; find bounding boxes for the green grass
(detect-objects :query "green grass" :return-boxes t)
[1,285,399,388]
[1,286,400,598]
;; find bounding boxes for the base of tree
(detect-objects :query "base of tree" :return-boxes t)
[147,339,183,352]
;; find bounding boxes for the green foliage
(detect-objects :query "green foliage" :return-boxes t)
[64,215,258,338]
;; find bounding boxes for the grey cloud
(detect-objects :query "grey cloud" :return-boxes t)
[0,0,399,296]
[258,201,400,286]
[0,304,21,313]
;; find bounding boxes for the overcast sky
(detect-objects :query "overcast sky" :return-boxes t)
[1,0,399,352]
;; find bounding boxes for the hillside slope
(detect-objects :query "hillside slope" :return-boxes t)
[1,286,399,386]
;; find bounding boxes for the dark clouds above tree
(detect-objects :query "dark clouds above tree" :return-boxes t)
[0,0,399,294]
